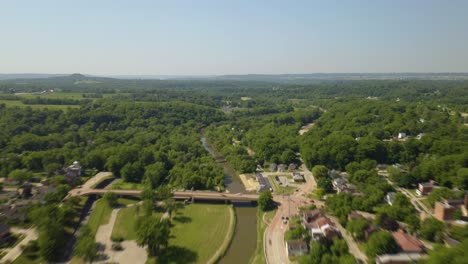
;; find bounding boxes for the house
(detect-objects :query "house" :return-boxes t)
[0,224,11,243]
[376,164,388,171]
[328,169,339,178]
[397,132,407,139]
[65,161,82,183]
[316,217,340,238]
[392,229,425,253]
[288,163,298,171]
[302,210,324,230]
[292,173,305,182]
[306,215,341,241]
[303,210,323,224]
[277,164,287,172]
[337,184,357,194]
[434,197,467,221]
[332,177,347,190]
[285,240,308,256]
[435,201,457,221]
[376,253,423,264]
[416,183,434,196]
[269,163,277,172]
[386,192,396,206]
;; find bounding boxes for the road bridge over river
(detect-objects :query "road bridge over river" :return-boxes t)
[69,188,260,202]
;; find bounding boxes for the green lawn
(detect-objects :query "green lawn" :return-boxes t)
[149,203,235,264]
[87,199,113,234]
[111,204,146,240]
[111,179,145,190]
[268,175,296,194]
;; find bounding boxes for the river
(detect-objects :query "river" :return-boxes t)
[200,137,257,264]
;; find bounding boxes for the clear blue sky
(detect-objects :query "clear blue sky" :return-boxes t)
[1,0,467,75]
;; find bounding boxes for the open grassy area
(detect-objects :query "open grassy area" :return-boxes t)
[0,99,79,110]
[111,179,145,190]
[111,204,147,241]
[268,175,296,194]
[148,203,235,264]
[87,199,113,234]
[250,209,276,264]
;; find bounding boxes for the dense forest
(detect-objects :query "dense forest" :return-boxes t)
[0,101,226,190]
[0,75,466,262]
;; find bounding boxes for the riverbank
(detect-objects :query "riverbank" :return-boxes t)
[152,203,235,264]
[250,209,276,264]
[201,134,258,264]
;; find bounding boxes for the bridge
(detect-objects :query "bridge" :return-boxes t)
[68,188,260,202]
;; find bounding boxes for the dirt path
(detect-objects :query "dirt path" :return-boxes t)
[206,206,236,264]
[0,228,38,263]
[94,205,147,264]
[298,122,315,135]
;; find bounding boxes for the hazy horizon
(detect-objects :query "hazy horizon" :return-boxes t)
[1,0,468,75]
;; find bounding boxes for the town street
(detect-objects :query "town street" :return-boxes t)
[265,163,319,264]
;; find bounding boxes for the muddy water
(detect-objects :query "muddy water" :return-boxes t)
[200,137,257,264]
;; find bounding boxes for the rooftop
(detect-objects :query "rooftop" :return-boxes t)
[392,230,424,253]
[376,253,423,264]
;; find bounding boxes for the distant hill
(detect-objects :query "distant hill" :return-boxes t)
[0,73,116,86]
[214,73,468,82]
[0,73,68,80]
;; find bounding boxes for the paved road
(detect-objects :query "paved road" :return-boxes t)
[69,189,261,202]
[81,171,113,189]
[265,163,319,264]
[0,228,38,263]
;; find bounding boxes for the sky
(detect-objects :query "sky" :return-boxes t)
[1,0,468,75]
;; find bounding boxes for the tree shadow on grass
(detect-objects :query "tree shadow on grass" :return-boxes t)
[157,246,198,264]
[173,215,192,223]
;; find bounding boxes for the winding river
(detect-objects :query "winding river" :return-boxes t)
[200,137,257,264]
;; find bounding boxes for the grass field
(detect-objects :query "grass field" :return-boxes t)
[111,179,145,190]
[111,203,152,241]
[87,199,113,234]
[147,203,235,264]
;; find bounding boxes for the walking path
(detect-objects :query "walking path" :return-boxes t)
[329,216,368,263]
[0,228,38,264]
[94,205,147,264]
[82,172,113,189]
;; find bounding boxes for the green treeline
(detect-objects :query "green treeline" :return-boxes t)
[0,101,225,190]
